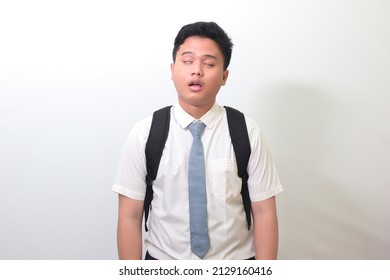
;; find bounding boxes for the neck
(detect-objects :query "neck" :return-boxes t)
[179,101,214,119]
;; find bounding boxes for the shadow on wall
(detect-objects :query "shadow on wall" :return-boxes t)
[251,82,389,259]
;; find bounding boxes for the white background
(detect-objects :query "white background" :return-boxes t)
[1,0,389,259]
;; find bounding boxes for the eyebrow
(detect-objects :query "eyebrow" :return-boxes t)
[181,51,218,60]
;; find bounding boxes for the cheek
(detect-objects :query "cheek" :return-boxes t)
[172,74,187,91]
[171,69,181,83]
[210,74,227,87]
[172,66,187,79]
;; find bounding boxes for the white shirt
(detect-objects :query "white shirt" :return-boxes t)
[112,103,283,259]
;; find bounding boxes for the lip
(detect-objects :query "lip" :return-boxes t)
[188,79,203,92]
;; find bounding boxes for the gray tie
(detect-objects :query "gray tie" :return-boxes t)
[188,122,210,258]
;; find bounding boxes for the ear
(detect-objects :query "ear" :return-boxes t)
[222,70,229,86]
[170,63,175,80]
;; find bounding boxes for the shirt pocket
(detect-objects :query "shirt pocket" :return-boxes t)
[207,159,242,202]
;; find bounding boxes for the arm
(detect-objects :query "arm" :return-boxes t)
[252,196,279,260]
[117,194,144,260]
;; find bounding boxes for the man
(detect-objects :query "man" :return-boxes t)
[113,21,283,260]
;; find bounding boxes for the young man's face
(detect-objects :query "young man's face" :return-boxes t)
[171,36,229,116]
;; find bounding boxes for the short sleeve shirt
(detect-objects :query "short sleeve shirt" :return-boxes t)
[113,103,283,259]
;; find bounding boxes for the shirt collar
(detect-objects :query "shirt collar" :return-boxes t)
[173,102,222,130]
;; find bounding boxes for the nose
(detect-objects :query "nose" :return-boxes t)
[192,62,203,76]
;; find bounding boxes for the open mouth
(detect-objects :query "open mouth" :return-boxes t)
[188,81,203,91]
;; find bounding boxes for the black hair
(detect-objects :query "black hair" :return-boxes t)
[172,22,233,70]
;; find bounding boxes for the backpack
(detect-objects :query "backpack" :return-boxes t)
[144,106,252,232]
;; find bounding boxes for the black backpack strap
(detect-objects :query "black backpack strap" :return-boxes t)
[144,106,172,231]
[225,106,252,230]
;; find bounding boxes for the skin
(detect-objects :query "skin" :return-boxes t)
[170,36,229,119]
[117,195,143,259]
[252,197,279,259]
[117,36,279,259]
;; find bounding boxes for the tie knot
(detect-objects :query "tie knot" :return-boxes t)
[188,122,206,137]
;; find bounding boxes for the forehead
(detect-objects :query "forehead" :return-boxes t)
[178,36,222,58]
